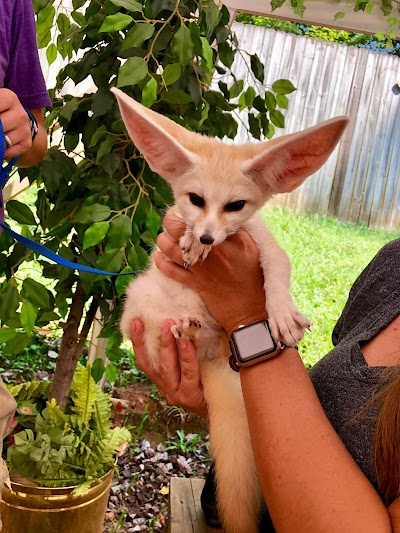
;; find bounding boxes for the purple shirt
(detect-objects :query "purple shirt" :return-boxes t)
[0,0,51,109]
[0,0,51,227]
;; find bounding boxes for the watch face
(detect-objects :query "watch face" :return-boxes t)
[231,321,277,364]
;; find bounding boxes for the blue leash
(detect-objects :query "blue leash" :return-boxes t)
[0,120,142,277]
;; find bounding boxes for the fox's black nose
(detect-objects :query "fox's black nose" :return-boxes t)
[200,234,214,245]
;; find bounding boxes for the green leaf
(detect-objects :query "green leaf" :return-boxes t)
[160,89,193,104]
[128,245,149,270]
[145,207,161,237]
[57,12,71,34]
[110,0,142,11]
[71,11,86,26]
[96,137,120,163]
[218,41,234,68]
[89,125,108,147]
[6,200,36,225]
[0,286,19,324]
[75,204,111,224]
[3,332,30,355]
[272,79,296,95]
[265,91,277,112]
[115,267,135,297]
[21,301,37,335]
[46,43,57,65]
[99,13,133,32]
[107,215,132,248]
[22,279,50,308]
[171,26,194,67]
[117,57,148,88]
[91,358,105,383]
[83,222,110,250]
[245,86,256,108]
[248,114,261,140]
[200,37,213,72]
[276,94,288,109]
[142,77,158,108]
[64,133,79,152]
[270,109,285,128]
[122,23,155,49]
[105,363,118,383]
[102,153,121,177]
[96,249,124,273]
[0,328,18,342]
[163,63,181,86]
[250,53,264,83]
[270,0,285,11]
[334,11,345,20]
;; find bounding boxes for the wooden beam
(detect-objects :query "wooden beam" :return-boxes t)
[223,0,400,38]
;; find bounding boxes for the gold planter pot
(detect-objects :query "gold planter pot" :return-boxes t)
[0,470,113,533]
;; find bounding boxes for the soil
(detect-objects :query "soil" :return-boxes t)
[104,381,211,532]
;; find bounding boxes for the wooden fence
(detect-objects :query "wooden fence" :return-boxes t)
[230,22,400,230]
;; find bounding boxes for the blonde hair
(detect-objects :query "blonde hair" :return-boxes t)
[374,369,400,503]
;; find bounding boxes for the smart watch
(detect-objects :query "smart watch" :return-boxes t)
[229,320,285,372]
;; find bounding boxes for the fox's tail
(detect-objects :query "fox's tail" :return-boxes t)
[201,357,262,533]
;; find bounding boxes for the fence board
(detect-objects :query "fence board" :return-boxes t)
[231,23,400,229]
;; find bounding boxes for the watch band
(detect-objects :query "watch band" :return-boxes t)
[229,320,290,372]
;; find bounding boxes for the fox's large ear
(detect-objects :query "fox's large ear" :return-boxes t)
[242,117,348,194]
[111,87,196,181]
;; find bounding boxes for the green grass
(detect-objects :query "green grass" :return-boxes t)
[261,207,400,368]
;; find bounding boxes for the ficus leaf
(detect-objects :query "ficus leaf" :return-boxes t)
[20,301,37,335]
[98,13,133,32]
[272,79,297,95]
[117,57,148,87]
[21,279,50,309]
[109,0,142,11]
[142,77,158,107]
[122,23,155,49]
[162,63,181,86]
[6,200,36,225]
[171,26,194,67]
[83,221,110,250]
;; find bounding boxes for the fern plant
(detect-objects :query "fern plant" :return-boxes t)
[4,365,131,493]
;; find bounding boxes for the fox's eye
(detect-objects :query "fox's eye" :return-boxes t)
[224,200,246,212]
[189,193,205,208]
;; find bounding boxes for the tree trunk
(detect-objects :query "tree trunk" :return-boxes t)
[50,282,99,411]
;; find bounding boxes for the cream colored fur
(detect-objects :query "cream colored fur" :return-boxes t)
[113,87,348,532]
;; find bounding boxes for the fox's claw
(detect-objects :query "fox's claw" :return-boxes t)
[171,316,202,340]
[180,233,211,266]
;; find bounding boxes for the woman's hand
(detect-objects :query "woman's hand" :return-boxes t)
[130,317,208,418]
[155,213,267,335]
[0,89,47,166]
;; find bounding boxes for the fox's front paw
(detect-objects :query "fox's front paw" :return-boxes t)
[171,316,202,340]
[179,233,211,267]
[266,300,310,347]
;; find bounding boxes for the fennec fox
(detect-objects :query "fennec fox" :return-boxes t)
[113,87,348,533]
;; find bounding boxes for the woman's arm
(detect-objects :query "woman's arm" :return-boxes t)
[240,348,390,532]
[154,212,392,532]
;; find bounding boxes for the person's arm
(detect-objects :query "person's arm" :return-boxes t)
[154,212,393,532]
[0,89,47,166]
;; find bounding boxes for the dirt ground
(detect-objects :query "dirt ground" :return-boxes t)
[104,381,211,532]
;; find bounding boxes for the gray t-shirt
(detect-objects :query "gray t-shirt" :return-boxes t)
[309,237,400,502]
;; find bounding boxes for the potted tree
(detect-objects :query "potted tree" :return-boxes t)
[1,364,131,533]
